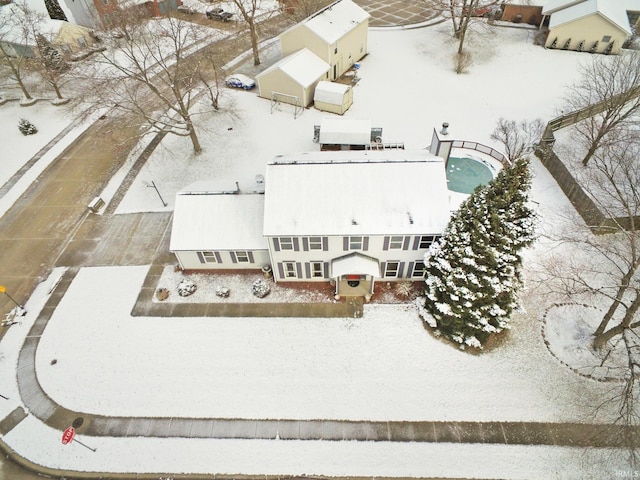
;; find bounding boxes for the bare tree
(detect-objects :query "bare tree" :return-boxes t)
[537,140,640,349]
[83,16,218,153]
[12,1,72,102]
[563,50,640,166]
[0,13,34,101]
[490,117,544,163]
[229,0,278,66]
[533,139,640,463]
[423,0,500,54]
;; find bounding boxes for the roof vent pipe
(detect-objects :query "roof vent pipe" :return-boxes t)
[441,122,449,135]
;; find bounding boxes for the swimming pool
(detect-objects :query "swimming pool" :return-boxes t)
[446,156,496,194]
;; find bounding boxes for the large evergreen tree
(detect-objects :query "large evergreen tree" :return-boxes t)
[422,158,536,349]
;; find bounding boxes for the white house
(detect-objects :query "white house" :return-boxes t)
[279,0,370,80]
[170,150,452,299]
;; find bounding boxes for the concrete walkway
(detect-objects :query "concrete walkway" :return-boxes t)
[10,266,640,450]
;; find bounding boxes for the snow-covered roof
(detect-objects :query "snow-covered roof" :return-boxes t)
[314,81,350,105]
[331,252,381,277]
[547,0,632,33]
[170,187,267,251]
[263,150,451,237]
[319,118,370,145]
[543,0,638,34]
[302,0,370,44]
[541,0,587,15]
[257,48,329,88]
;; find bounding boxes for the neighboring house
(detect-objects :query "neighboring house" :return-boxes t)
[170,150,451,299]
[501,1,543,25]
[279,0,370,81]
[0,7,97,58]
[58,0,181,28]
[256,47,330,107]
[541,0,639,53]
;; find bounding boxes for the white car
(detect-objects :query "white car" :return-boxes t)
[225,74,256,90]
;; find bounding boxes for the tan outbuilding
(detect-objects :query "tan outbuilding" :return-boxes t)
[256,48,330,108]
[279,0,370,81]
[313,81,353,115]
[542,0,633,54]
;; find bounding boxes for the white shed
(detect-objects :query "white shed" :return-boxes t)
[314,81,353,115]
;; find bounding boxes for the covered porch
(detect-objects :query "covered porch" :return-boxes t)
[331,252,380,301]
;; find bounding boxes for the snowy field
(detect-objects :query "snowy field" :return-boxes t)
[0,20,634,478]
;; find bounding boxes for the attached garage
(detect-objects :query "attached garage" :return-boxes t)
[256,48,330,108]
[314,81,353,115]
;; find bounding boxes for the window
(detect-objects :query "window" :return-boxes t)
[334,47,338,54]
[279,237,294,250]
[412,261,426,278]
[349,236,363,250]
[602,35,612,43]
[284,262,297,278]
[76,36,87,48]
[201,251,217,263]
[385,261,400,278]
[389,236,404,249]
[308,236,323,250]
[418,235,438,249]
[235,251,250,263]
[311,262,323,278]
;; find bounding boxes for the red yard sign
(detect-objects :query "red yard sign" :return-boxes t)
[61,426,75,445]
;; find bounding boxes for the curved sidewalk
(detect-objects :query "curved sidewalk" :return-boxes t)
[5,267,638,452]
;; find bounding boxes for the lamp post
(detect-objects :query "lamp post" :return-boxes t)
[0,285,25,313]
[145,180,167,207]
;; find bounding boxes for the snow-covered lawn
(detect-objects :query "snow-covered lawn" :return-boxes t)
[0,20,634,477]
[0,101,75,187]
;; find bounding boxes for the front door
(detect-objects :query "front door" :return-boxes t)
[336,274,373,298]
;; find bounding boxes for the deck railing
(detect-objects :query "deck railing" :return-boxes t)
[451,140,510,167]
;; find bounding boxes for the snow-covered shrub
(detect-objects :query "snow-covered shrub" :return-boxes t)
[252,279,271,298]
[156,287,169,301]
[215,286,230,298]
[18,118,38,136]
[177,280,197,297]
